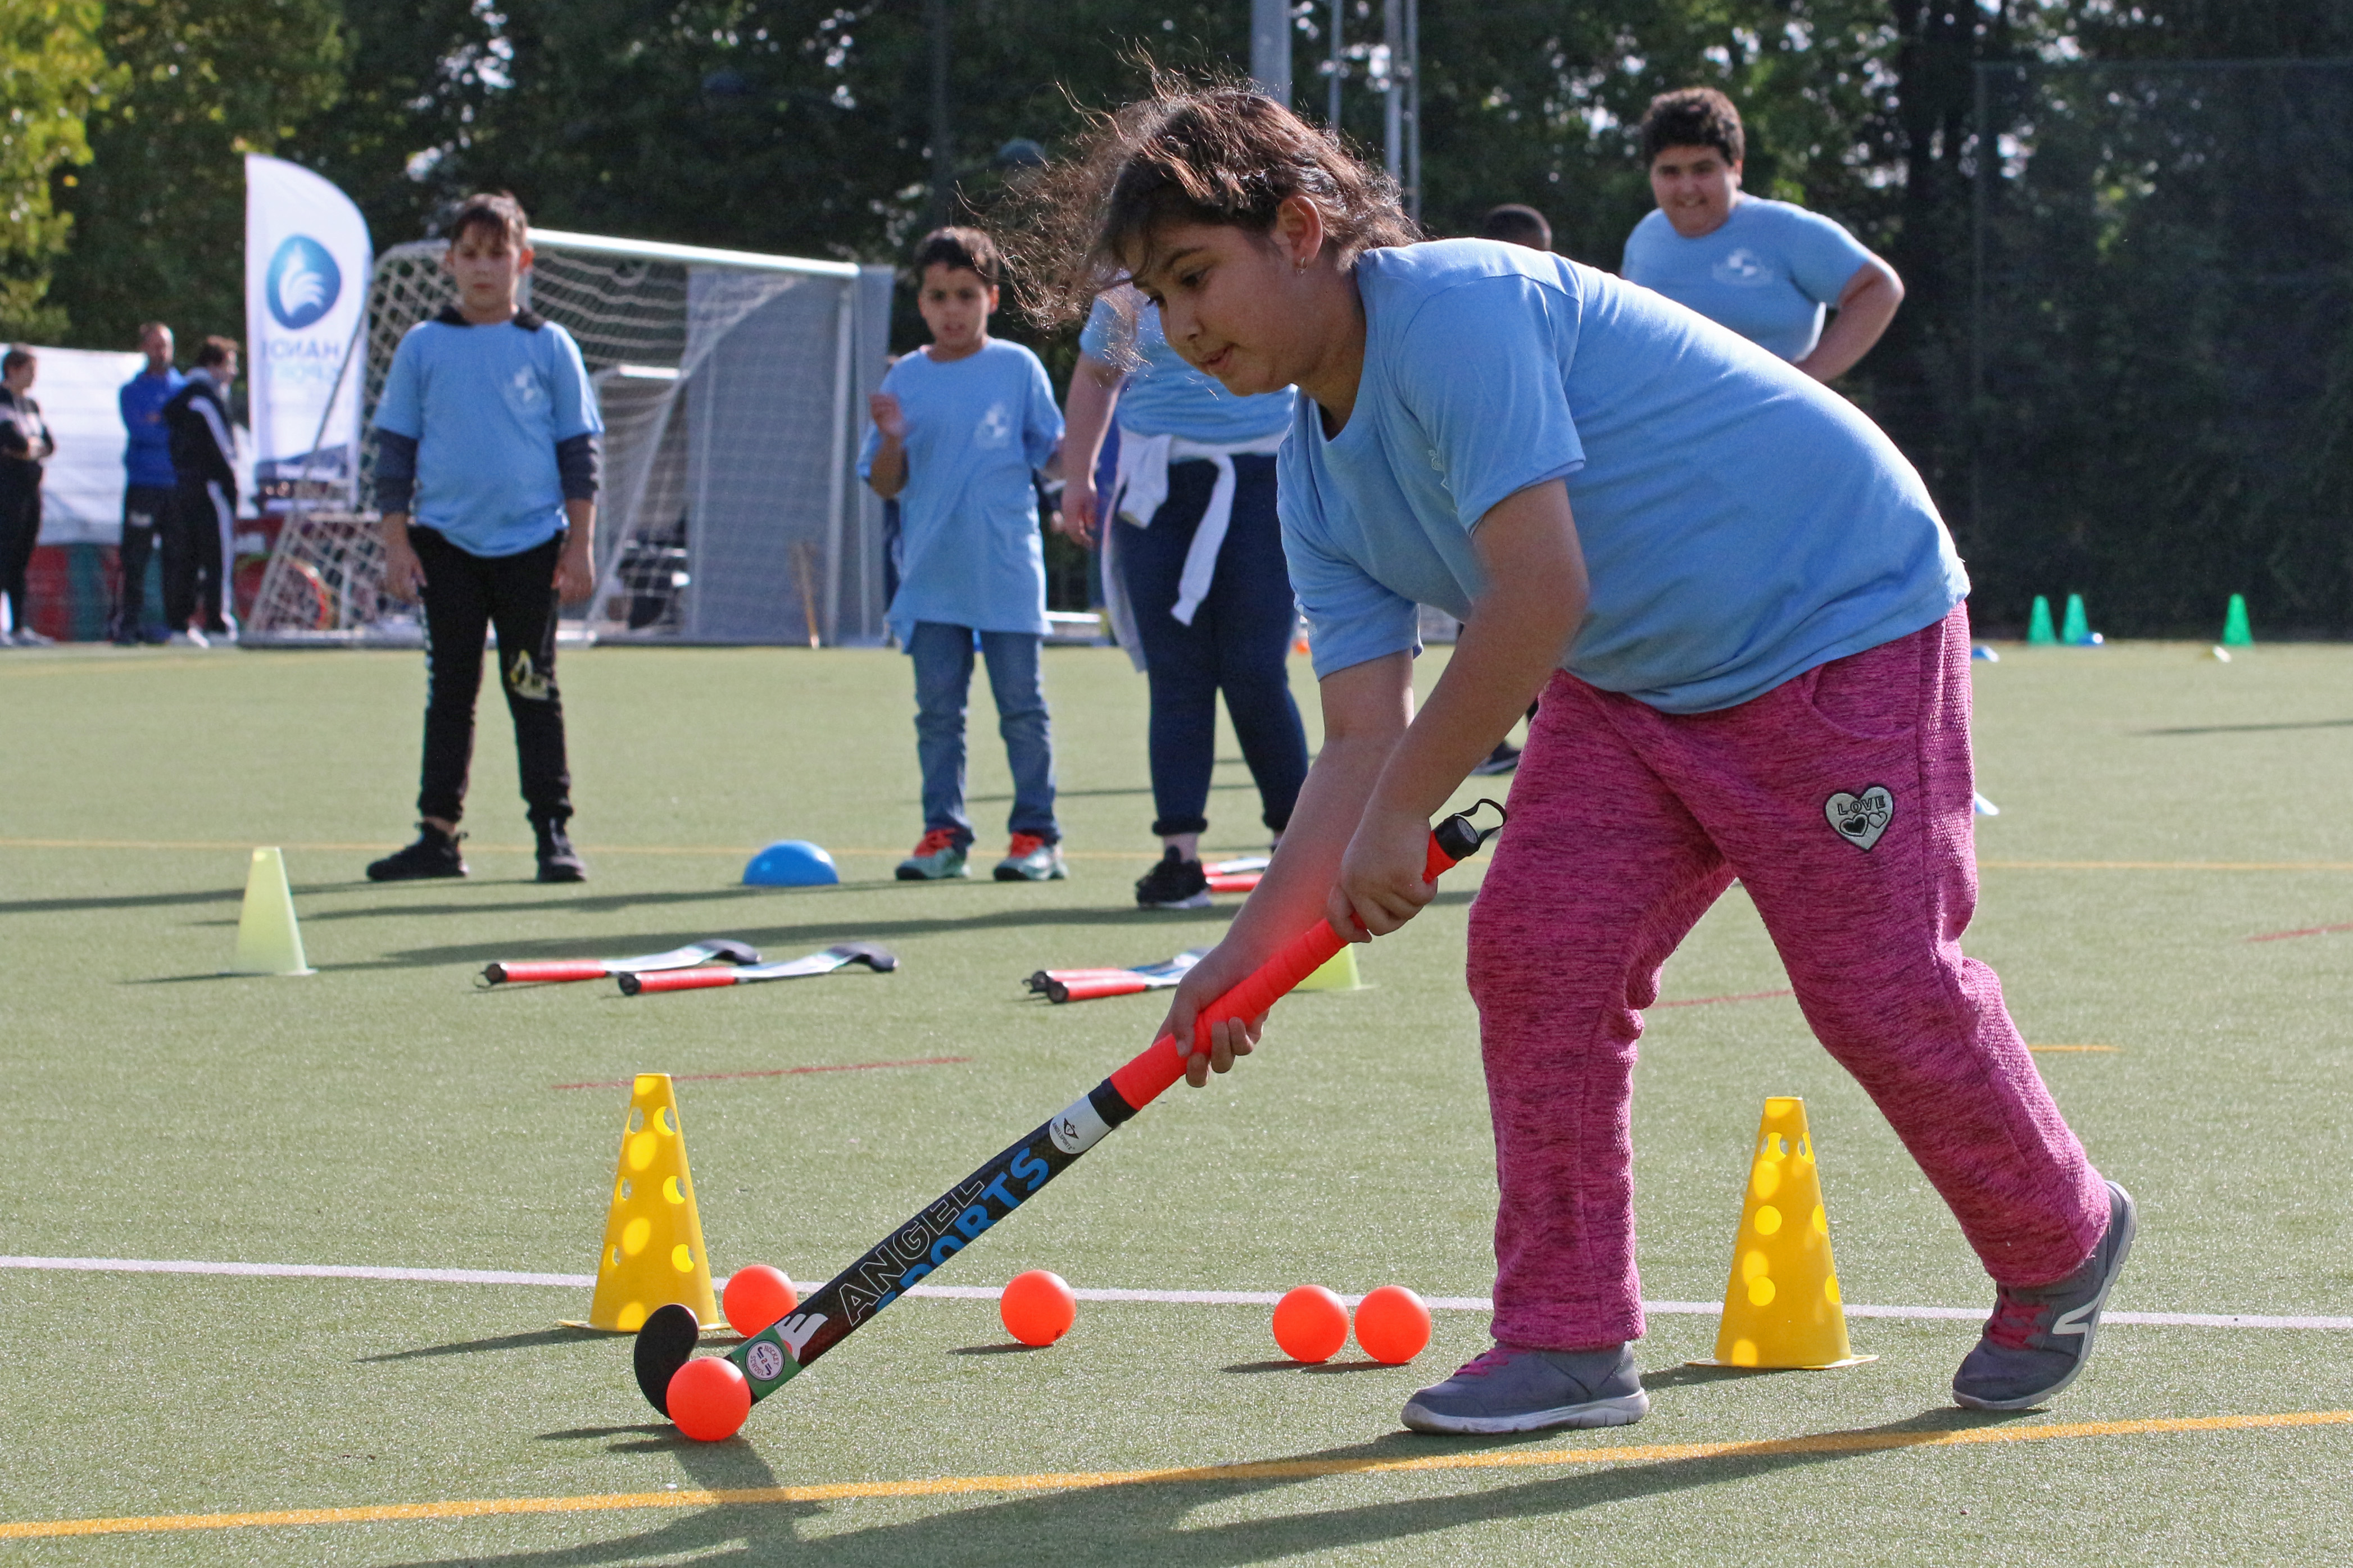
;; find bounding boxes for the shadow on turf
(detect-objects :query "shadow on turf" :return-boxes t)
[0,883,337,918]
[361,1328,588,1363]
[387,1406,2034,1568]
[949,1342,1051,1355]
[2137,717,2353,736]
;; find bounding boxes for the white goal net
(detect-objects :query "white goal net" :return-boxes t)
[246,229,894,646]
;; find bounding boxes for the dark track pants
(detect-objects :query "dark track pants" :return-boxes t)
[1115,453,1308,839]
[115,485,173,637]
[165,480,230,632]
[412,526,572,828]
[0,471,37,635]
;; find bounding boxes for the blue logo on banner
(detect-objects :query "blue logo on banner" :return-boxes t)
[265,235,342,330]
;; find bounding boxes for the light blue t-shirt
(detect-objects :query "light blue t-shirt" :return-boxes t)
[372,314,602,557]
[858,338,1064,641]
[1279,239,1965,715]
[1080,295,1294,443]
[1620,198,1875,362]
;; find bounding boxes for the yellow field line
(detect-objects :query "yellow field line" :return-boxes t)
[5,1410,2343,1540]
[2029,1045,2121,1053]
[1980,858,2353,872]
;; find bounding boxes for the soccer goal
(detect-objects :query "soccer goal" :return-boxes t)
[246,229,895,646]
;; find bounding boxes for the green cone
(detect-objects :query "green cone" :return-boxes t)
[2061,593,2091,645]
[2027,595,2057,645]
[2222,593,2254,647]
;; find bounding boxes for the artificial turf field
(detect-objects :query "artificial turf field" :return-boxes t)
[2,636,2349,1565]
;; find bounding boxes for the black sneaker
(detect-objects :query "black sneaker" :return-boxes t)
[1470,740,1521,776]
[534,819,588,883]
[368,824,468,881]
[1134,846,1211,910]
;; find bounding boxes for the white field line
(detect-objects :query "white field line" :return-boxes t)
[3,1255,2347,1331]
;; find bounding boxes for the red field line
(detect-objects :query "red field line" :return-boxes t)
[552,1056,969,1090]
[2246,921,2353,943]
[1654,989,1797,1008]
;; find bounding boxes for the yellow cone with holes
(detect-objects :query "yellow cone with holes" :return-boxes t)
[1696,1097,1874,1370]
[562,1074,721,1332]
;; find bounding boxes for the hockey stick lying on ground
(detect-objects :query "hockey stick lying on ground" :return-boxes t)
[480,939,760,987]
[1024,949,1207,1004]
[619,942,896,996]
[634,800,1505,1429]
[1206,856,1269,895]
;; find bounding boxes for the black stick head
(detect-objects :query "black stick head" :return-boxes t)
[828,942,897,973]
[706,939,761,966]
[633,1303,702,1416]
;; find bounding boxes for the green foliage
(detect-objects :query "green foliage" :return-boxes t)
[0,0,115,340]
[47,0,344,352]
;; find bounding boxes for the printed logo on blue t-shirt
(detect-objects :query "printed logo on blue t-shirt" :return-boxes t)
[1711,247,1771,287]
[504,363,547,416]
[975,401,1012,448]
[265,237,342,329]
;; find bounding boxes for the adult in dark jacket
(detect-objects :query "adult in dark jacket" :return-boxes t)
[0,346,57,645]
[161,336,240,646]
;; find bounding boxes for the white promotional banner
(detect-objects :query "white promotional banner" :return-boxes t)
[244,154,371,511]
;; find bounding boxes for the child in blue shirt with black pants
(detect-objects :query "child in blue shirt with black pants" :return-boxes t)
[861,227,1068,883]
[365,192,602,884]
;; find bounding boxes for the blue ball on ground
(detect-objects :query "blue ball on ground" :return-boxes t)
[743,840,840,887]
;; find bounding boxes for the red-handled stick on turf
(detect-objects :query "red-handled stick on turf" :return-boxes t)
[1108,826,1476,1111]
[636,800,1506,1431]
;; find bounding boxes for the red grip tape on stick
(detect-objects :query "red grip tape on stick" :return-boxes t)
[493,960,613,984]
[625,969,738,995]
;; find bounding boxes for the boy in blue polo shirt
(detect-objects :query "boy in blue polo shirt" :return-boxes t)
[364,191,602,884]
[860,226,1067,882]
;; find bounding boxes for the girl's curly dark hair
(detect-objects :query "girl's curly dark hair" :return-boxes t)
[1005,71,1420,344]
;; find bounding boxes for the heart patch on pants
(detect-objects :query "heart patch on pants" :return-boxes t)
[1825,786,1894,851]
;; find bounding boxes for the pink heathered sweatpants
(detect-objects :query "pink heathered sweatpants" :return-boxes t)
[1465,605,2110,1352]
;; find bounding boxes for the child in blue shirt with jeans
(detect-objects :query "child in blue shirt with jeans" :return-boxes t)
[861,227,1068,883]
[365,191,602,884]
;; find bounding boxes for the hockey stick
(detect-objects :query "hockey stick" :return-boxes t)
[480,939,760,987]
[634,800,1504,1423]
[619,942,896,996]
[1024,949,1206,1005]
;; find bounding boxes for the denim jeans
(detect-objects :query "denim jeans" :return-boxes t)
[908,621,1058,848]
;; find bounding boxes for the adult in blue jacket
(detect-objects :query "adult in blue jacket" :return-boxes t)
[114,322,183,643]
[1621,88,1903,382]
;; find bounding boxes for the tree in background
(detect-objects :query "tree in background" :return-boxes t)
[0,0,115,340]
[46,0,343,352]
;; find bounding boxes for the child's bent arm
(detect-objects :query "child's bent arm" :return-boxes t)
[1160,651,1413,1085]
[1339,479,1586,934]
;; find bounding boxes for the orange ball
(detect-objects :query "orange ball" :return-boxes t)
[667,1356,751,1442]
[1272,1285,1349,1363]
[1352,1285,1432,1365]
[723,1265,799,1338]
[1000,1269,1077,1346]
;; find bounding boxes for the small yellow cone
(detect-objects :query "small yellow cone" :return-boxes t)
[563,1074,722,1333]
[1692,1097,1874,1370]
[229,847,314,975]
[1295,944,1362,991]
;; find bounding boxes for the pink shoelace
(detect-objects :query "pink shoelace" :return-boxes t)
[1984,1290,2048,1350]
[1452,1346,1523,1379]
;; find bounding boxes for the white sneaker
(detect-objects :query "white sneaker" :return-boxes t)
[166,629,210,648]
[11,627,53,646]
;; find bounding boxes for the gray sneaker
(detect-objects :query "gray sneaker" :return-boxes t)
[1952,1179,2137,1411]
[1400,1343,1649,1435]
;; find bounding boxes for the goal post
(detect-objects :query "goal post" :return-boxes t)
[246,228,894,646]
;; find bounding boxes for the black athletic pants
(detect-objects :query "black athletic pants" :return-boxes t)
[165,479,229,632]
[0,468,38,634]
[115,485,174,637]
[412,526,572,828]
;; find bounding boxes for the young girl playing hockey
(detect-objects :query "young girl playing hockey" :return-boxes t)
[1022,83,2130,1434]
